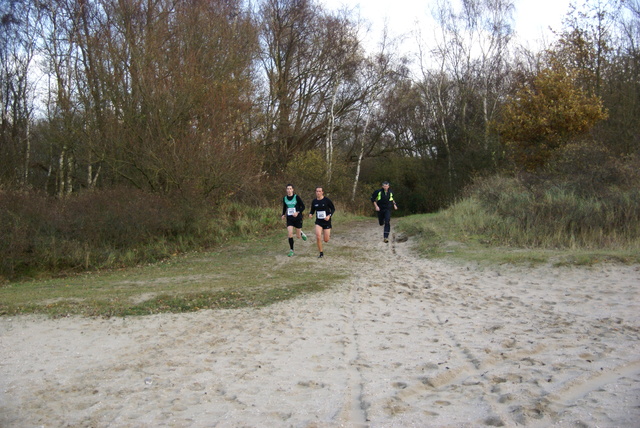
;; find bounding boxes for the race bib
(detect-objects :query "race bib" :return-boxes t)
[316,211,327,219]
[287,208,296,216]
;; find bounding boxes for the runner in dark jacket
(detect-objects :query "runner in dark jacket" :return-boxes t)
[371,181,397,243]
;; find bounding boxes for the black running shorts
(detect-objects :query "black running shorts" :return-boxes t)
[286,215,303,229]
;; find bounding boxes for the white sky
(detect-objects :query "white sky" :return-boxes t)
[320,0,573,52]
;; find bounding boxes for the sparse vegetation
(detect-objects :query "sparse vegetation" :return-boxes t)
[397,175,640,266]
[0,189,282,282]
[0,224,353,317]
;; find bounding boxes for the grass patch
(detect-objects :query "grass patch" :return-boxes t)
[0,227,350,318]
[395,175,640,267]
[396,204,640,266]
[466,175,640,249]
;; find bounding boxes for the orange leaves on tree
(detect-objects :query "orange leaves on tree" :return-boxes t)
[496,68,608,171]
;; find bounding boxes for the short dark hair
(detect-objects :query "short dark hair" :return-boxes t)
[382,181,390,185]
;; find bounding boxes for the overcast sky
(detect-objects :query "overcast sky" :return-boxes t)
[319,0,573,52]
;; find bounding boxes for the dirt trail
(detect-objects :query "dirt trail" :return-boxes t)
[1,220,639,427]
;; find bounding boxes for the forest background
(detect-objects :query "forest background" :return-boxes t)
[1,0,639,282]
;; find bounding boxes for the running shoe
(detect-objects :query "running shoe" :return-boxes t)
[288,250,294,257]
[318,252,323,258]
[301,231,307,241]
[384,238,389,243]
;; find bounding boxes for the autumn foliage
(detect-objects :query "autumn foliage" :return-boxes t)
[496,67,608,172]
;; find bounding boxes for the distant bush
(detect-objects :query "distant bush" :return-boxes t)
[455,174,640,249]
[0,189,281,282]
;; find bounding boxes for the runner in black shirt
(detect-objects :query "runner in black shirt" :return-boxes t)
[371,181,398,243]
[309,187,335,258]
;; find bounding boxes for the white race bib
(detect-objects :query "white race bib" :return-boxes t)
[316,211,327,219]
[287,208,296,216]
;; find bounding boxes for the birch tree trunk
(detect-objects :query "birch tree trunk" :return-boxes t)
[57,148,66,198]
[325,80,340,186]
[87,158,101,190]
[23,119,30,187]
[66,151,73,196]
[351,111,370,201]
[436,82,454,191]
[56,145,74,197]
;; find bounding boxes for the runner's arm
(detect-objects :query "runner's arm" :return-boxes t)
[328,199,336,216]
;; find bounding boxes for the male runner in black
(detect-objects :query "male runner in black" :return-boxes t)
[371,181,397,243]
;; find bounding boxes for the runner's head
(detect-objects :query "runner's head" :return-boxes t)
[286,184,294,196]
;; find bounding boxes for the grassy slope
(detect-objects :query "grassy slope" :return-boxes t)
[396,211,640,267]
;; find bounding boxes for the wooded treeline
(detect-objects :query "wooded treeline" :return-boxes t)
[1,0,639,211]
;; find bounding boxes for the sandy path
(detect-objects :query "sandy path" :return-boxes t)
[1,221,639,427]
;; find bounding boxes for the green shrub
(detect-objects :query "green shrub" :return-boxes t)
[464,176,640,249]
[0,189,282,282]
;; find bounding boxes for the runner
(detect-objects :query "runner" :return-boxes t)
[281,184,307,257]
[371,181,398,243]
[308,186,335,258]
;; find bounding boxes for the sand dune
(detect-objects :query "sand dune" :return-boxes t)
[1,221,639,427]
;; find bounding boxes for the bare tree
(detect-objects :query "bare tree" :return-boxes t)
[33,0,259,199]
[38,0,84,196]
[552,0,618,96]
[413,0,515,191]
[258,0,363,175]
[348,35,403,201]
[0,0,39,189]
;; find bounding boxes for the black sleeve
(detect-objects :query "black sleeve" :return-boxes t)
[296,195,305,214]
[371,189,379,203]
[281,197,287,216]
[328,199,336,216]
